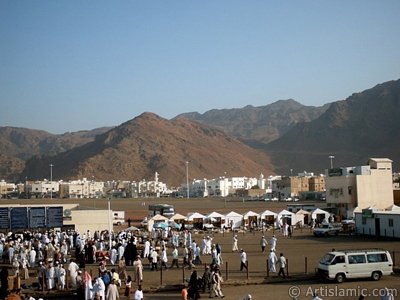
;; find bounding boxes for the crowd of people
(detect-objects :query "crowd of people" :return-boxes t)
[0,221,299,300]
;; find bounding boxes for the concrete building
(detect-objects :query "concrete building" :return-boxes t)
[326,158,394,219]
[31,180,60,197]
[0,180,16,198]
[59,179,104,199]
[272,173,325,200]
[354,206,400,238]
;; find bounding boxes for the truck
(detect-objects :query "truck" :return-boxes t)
[113,211,125,226]
[313,223,342,237]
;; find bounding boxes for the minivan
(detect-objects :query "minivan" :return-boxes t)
[317,249,393,283]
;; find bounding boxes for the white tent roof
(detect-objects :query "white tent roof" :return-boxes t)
[206,211,225,219]
[243,211,260,219]
[278,209,295,216]
[260,209,277,218]
[225,211,243,218]
[151,214,168,221]
[170,213,187,221]
[296,209,311,215]
[187,212,206,221]
[311,208,330,219]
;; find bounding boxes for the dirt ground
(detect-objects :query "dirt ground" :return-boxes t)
[2,197,400,299]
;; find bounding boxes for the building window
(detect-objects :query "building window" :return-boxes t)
[388,219,394,227]
[348,186,352,195]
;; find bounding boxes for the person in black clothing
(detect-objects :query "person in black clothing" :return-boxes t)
[188,270,200,300]
[0,266,9,300]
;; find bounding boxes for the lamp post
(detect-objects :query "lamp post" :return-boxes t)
[186,161,189,199]
[329,155,335,169]
[49,164,54,199]
[108,196,112,251]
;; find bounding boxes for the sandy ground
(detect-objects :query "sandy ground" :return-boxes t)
[2,197,400,300]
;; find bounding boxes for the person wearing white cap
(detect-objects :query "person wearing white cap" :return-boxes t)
[270,235,277,252]
[232,235,238,252]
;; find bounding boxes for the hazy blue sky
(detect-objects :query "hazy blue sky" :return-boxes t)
[1,1,399,134]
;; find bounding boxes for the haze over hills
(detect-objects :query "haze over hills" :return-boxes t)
[176,99,330,145]
[20,113,274,186]
[1,79,399,184]
[0,127,113,181]
[265,79,400,174]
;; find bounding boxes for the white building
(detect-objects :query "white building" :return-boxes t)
[326,158,394,219]
[354,206,400,238]
[31,180,60,197]
[0,180,16,198]
[186,175,266,198]
[60,179,104,198]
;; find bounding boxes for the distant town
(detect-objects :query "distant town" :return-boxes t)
[1,157,399,220]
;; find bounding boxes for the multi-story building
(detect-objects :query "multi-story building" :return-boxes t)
[0,180,16,198]
[31,180,60,198]
[59,179,104,198]
[325,158,394,219]
[185,175,265,198]
[271,173,326,200]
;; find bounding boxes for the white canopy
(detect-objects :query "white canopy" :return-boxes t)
[243,211,260,219]
[277,209,296,225]
[206,211,225,219]
[311,208,331,221]
[225,211,243,229]
[151,214,168,221]
[147,214,168,232]
[295,209,311,226]
[260,209,277,218]
[187,212,206,221]
[170,213,187,221]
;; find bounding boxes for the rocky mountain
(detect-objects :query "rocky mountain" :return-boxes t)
[265,79,400,174]
[20,113,274,186]
[176,99,330,145]
[0,126,112,180]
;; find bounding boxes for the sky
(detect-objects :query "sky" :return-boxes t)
[1,1,400,134]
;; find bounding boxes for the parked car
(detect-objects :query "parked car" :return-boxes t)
[313,224,342,237]
[317,249,393,283]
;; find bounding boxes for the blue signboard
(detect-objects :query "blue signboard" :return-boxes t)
[46,206,63,228]
[29,207,46,228]
[10,207,28,229]
[0,208,9,229]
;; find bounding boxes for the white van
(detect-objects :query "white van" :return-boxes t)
[318,249,393,283]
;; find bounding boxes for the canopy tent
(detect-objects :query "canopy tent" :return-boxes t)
[311,208,331,223]
[225,211,243,229]
[187,212,206,229]
[277,209,296,226]
[243,211,260,227]
[206,212,225,228]
[295,209,311,226]
[147,214,168,232]
[151,214,168,221]
[170,213,187,222]
[260,210,277,226]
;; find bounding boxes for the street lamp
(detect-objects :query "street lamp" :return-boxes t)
[108,197,112,251]
[329,155,335,169]
[186,161,189,199]
[49,164,54,199]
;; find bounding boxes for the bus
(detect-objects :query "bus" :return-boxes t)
[148,204,175,218]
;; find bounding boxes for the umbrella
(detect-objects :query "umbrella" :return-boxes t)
[153,222,168,229]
